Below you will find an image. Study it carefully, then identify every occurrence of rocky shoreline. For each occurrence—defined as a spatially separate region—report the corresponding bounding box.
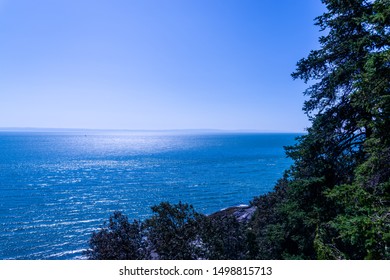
[209,204,257,223]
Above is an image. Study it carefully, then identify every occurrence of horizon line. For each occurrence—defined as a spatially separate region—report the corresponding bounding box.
[0,126,306,134]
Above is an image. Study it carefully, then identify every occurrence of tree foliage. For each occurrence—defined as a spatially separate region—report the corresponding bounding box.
[85,211,147,260]
[85,202,249,260]
[200,213,248,259]
[145,202,205,260]
[251,0,390,259]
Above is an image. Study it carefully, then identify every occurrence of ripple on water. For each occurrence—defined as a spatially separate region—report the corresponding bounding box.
[0,132,299,259]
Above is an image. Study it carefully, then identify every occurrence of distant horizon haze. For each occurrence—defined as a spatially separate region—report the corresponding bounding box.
[0,126,307,134]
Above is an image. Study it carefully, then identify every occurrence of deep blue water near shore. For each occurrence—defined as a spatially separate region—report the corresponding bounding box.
[0,131,300,259]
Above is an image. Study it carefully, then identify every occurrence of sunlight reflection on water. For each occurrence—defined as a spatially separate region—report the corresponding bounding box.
[0,132,299,259]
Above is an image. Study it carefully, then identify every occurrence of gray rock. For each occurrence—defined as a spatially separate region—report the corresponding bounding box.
[210,205,257,223]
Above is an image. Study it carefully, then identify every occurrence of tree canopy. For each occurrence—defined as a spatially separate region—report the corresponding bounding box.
[261,0,390,259]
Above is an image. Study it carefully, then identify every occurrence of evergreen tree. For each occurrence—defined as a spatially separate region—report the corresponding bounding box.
[85,211,147,260]
[251,0,390,259]
[145,202,206,260]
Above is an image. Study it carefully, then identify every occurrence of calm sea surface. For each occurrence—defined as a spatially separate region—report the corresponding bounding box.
[0,131,300,259]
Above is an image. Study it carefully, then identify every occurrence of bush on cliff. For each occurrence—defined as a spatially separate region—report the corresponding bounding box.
[85,202,250,260]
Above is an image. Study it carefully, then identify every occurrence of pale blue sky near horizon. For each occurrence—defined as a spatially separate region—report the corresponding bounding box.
[0,0,325,132]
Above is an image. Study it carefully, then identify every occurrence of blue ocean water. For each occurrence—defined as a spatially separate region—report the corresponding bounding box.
[0,131,300,259]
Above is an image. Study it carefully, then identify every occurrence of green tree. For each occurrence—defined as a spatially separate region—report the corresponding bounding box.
[251,0,389,260]
[145,201,206,260]
[289,0,389,259]
[200,214,248,260]
[85,211,148,260]
[86,202,252,260]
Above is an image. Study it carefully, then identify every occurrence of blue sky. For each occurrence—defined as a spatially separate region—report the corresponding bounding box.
[0,0,324,132]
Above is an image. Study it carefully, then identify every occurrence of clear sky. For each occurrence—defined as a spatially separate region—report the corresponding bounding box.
[0,0,325,132]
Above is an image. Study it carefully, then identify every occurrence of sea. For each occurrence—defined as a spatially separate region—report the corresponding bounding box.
[0,130,301,259]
